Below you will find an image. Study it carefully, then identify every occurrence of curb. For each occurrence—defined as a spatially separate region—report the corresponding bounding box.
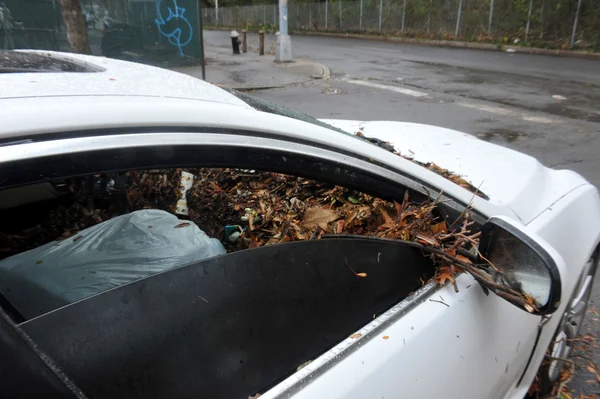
[205,29,600,61]
[209,59,330,91]
[293,31,600,61]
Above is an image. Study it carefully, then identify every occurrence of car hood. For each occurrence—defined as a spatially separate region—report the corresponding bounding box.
[321,119,590,225]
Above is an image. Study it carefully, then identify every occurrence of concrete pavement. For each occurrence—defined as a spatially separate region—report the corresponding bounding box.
[171,32,329,90]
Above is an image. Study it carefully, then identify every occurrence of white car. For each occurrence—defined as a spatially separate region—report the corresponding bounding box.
[0,51,598,399]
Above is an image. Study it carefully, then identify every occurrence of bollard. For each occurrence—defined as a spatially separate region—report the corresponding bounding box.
[242,30,247,53]
[259,30,265,55]
[230,30,240,54]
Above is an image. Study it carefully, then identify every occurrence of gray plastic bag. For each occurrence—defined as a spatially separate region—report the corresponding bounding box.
[0,209,226,319]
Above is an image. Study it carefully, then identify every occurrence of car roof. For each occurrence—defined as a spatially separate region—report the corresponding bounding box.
[0,50,248,107]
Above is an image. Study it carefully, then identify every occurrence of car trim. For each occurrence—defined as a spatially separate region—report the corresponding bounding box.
[0,131,487,225]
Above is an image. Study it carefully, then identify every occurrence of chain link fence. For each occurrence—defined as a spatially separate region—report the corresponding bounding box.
[204,0,600,50]
[1,0,205,67]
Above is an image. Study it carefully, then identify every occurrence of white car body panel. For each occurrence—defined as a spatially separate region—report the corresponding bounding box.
[1,51,248,107]
[320,119,589,225]
[1,52,599,399]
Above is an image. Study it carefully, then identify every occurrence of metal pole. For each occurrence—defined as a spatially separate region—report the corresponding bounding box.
[325,0,328,30]
[455,0,462,39]
[275,0,293,61]
[197,0,206,80]
[339,0,342,30]
[259,30,265,55]
[359,0,363,31]
[215,0,219,25]
[488,0,494,37]
[378,0,383,33]
[309,2,312,29]
[570,0,583,48]
[525,0,533,42]
[401,0,406,33]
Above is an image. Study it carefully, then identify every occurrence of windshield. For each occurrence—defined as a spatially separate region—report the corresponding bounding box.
[224,88,352,136]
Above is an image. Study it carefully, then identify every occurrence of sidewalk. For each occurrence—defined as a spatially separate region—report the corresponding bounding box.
[170,31,330,90]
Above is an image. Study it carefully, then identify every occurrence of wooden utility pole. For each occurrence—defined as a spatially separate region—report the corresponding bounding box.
[57,0,90,54]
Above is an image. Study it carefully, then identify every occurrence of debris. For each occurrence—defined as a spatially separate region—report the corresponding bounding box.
[296,360,312,372]
[552,95,568,101]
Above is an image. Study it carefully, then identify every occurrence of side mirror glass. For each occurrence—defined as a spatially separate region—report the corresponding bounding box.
[479,217,562,315]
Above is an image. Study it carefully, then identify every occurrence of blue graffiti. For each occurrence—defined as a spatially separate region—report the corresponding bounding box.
[155,0,193,57]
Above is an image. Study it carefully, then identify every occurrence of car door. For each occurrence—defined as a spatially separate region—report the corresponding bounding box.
[0,126,541,399]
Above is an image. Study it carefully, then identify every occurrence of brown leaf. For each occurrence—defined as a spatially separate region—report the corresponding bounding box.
[336,219,345,233]
[248,213,255,231]
[356,272,368,278]
[435,266,455,285]
[174,222,191,228]
[586,366,596,373]
[394,201,402,214]
[300,207,339,230]
[456,254,472,264]
[349,332,362,339]
[382,335,390,340]
[379,208,395,228]
[430,221,447,235]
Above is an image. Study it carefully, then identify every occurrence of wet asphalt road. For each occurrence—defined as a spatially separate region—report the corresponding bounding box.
[206,31,600,395]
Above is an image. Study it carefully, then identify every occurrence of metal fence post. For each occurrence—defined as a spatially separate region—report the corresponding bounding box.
[570,0,583,48]
[359,0,363,31]
[325,0,328,30]
[455,0,463,39]
[524,0,533,42]
[259,30,265,55]
[378,0,383,33]
[339,0,342,30]
[488,0,494,37]
[401,0,406,33]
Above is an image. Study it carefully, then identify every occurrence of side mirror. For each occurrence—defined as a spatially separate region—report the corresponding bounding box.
[479,217,562,315]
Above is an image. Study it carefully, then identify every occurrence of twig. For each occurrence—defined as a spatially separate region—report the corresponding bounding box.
[448,182,483,230]
[429,299,450,307]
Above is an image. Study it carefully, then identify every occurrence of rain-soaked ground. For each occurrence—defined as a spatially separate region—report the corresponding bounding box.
[202,31,600,396]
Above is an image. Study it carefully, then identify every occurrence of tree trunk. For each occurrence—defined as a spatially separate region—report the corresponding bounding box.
[57,0,90,54]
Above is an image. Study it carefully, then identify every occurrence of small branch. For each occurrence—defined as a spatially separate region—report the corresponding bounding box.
[429,299,450,307]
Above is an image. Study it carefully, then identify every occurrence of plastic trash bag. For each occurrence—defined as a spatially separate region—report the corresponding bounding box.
[0,209,226,319]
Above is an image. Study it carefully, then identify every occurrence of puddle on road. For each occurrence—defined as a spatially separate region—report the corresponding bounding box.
[477,128,524,144]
